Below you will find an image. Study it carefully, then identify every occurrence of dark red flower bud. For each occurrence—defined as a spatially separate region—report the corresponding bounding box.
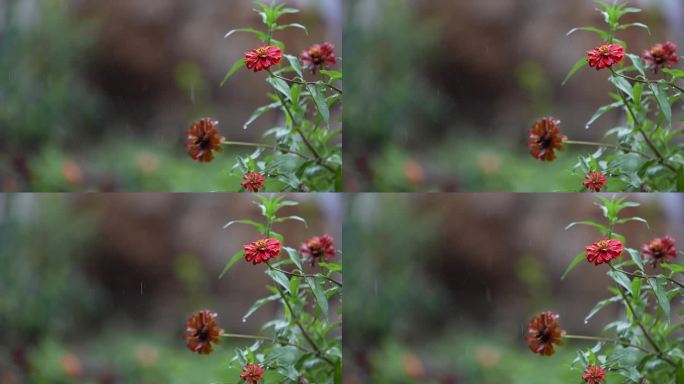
[300,235,336,266]
[301,42,337,74]
[244,238,282,265]
[587,44,625,70]
[583,172,607,192]
[240,363,265,384]
[184,310,224,355]
[643,42,678,74]
[526,311,566,356]
[244,45,282,72]
[642,236,677,266]
[185,118,225,163]
[582,365,606,384]
[241,172,266,192]
[586,238,623,265]
[528,117,567,162]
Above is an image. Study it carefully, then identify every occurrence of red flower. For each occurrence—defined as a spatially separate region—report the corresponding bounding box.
[244,238,282,265]
[583,172,607,192]
[582,365,606,384]
[301,235,336,266]
[642,236,677,266]
[244,45,282,72]
[240,363,265,384]
[301,42,337,74]
[241,172,266,192]
[643,42,679,74]
[528,117,567,162]
[587,43,625,70]
[586,238,623,265]
[185,118,225,163]
[526,311,566,356]
[184,310,224,355]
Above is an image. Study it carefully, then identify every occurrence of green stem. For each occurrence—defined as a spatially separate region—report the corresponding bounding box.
[565,140,655,161]
[609,68,678,173]
[271,266,342,287]
[613,268,684,289]
[222,141,314,161]
[272,73,343,94]
[616,72,684,94]
[220,333,308,353]
[564,334,652,354]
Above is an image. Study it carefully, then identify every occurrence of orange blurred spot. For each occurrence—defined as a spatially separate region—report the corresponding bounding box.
[135,345,159,367]
[477,153,502,174]
[404,159,426,186]
[62,160,84,187]
[60,352,82,378]
[403,352,425,380]
[476,346,501,368]
[137,153,160,174]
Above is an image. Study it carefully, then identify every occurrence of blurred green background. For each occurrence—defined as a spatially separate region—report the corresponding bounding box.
[343,193,684,383]
[0,0,341,192]
[344,0,684,192]
[0,193,342,383]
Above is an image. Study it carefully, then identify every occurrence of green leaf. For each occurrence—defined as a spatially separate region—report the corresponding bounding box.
[585,102,621,129]
[274,215,307,227]
[610,75,633,99]
[650,82,672,126]
[677,168,684,192]
[219,250,244,279]
[267,268,291,293]
[307,277,329,317]
[283,246,303,271]
[320,70,343,81]
[562,58,588,86]
[319,262,342,273]
[307,83,330,128]
[284,54,303,79]
[275,23,308,35]
[223,219,266,232]
[225,28,268,40]
[585,296,621,323]
[566,26,610,40]
[243,102,280,130]
[607,269,632,294]
[626,248,644,271]
[562,251,586,280]
[565,220,609,234]
[617,23,650,34]
[627,54,646,77]
[648,277,670,322]
[616,217,649,228]
[221,58,245,87]
[242,293,280,321]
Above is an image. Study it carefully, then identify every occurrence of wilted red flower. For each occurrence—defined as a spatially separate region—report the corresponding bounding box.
[528,117,567,162]
[526,311,566,356]
[642,236,677,266]
[586,238,623,265]
[244,45,282,72]
[582,365,606,384]
[587,43,625,70]
[583,172,607,192]
[185,118,225,163]
[240,363,265,384]
[241,172,266,192]
[643,42,679,74]
[184,310,224,355]
[301,42,337,74]
[244,238,282,265]
[301,235,336,266]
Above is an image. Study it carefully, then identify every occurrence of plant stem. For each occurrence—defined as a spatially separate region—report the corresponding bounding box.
[222,141,314,161]
[266,70,336,174]
[220,333,309,353]
[609,68,678,173]
[565,140,655,161]
[265,261,335,367]
[616,72,684,94]
[272,73,343,94]
[613,268,684,289]
[271,266,342,287]
[608,262,679,368]
[564,334,652,354]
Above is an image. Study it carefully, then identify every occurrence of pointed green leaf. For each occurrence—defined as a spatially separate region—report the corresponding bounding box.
[563,58,588,86]
[221,58,246,87]
[219,250,244,279]
[562,251,586,280]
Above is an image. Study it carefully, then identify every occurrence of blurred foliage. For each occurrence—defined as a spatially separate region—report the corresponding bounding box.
[0,0,99,165]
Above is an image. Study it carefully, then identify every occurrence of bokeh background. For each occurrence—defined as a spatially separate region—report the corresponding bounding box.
[0,0,342,192]
[344,0,684,192]
[0,193,342,383]
[344,193,684,383]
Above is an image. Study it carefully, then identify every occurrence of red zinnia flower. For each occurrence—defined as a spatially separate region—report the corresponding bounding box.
[586,238,623,265]
[301,42,337,74]
[582,365,606,384]
[643,42,679,74]
[301,234,336,266]
[185,118,225,163]
[241,172,266,192]
[526,311,566,356]
[244,238,282,265]
[244,45,282,72]
[587,43,625,70]
[642,236,677,266]
[240,363,265,384]
[184,310,224,355]
[583,172,607,192]
[528,117,567,162]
